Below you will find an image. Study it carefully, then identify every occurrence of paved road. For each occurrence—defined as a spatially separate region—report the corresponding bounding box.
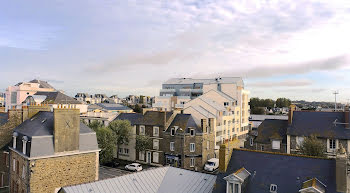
[99,166,132,180]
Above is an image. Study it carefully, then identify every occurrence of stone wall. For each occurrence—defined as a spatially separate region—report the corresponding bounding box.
[29,152,97,193]
[0,151,9,188]
[9,150,29,193]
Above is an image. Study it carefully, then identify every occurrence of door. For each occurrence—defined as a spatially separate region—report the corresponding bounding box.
[147,152,152,164]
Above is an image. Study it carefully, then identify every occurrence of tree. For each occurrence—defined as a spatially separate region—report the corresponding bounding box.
[299,135,326,157]
[96,127,116,164]
[135,135,152,152]
[276,98,291,108]
[88,120,105,132]
[249,97,261,109]
[262,99,275,109]
[251,107,265,115]
[108,120,132,159]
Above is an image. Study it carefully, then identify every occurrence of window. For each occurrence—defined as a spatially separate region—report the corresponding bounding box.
[272,140,280,150]
[124,148,129,154]
[190,158,195,167]
[22,165,26,179]
[296,136,304,148]
[139,151,145,161]
[235,184,239,193]
[224,120,226,125]
[190,143,195,152]
[11,92,17,104]
[190,129,195,136]
[250,138,254,146]
[153,139,159,150]
[170,142,175,151]
[261,145,265,151]
[16,161,19,175]
[171,128,175,136]
[270,184,277,192]
[4,153,8,167]
[329,139,336,150]
[224,102,229,107]
[13,158,16,172]
[140,125,145,135]
[118,148,123,154]
[207,141,210,149]
[153,152,159,163]
[153,126,159,137]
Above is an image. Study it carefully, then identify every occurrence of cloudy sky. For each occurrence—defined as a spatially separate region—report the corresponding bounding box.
[1,0,350,102]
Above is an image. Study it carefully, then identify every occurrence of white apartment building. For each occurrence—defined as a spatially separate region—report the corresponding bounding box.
[153,77,250,151]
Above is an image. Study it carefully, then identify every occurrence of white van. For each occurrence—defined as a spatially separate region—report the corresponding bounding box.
[204,158,219,172]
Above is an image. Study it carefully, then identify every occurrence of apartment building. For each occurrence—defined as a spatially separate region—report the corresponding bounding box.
[8,105,99,193]
[5,79,56,111]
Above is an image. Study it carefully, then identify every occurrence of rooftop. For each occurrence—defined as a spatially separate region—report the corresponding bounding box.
[254,119,289,144]
[61,166,216,193]
[28,91,82,104]
[163,77,243,87]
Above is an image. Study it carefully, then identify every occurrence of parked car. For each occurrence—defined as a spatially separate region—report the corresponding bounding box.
[204,158,219,172]
[125,163,143,172]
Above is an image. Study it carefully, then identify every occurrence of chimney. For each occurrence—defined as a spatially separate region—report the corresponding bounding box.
[53,105,80,153]
[345,106,350,129]
[288,104,297,125]
[27,103,51,119]
[336,144,348,192]
[201,119,207,133]
[209,118,214,133]
[219,144,228,172]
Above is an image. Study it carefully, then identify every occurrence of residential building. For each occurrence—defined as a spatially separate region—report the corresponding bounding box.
[22,91,88,113]
[5,79,56,111]
[80,111,119,126]
[249,114,288,129]
[115,111,174,165]
[88,103,133,113]
[214,147,348,193]
[8,105,99,193]
[287,105,350,157]
[0,92,5,107]
[244,119,288,153]
[74,93,111,104]
[0,113,9,190]
[163,114,215,171]
[60,166,217,193]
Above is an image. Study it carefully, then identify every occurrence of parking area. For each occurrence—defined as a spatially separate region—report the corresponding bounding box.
[99,162,157,180]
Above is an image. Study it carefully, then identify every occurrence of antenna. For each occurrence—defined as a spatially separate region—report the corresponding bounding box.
[333,91,339,111]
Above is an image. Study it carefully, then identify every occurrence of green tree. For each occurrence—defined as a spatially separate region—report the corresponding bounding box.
[251,107,265,115]
[108,119,132,159]
[262,99,275,109]
[249,97,261,109]
[88,120,105,132]
[276,98,291,108]
[96,127,116,164]
[299,135,326,157]
[135,135,152,152]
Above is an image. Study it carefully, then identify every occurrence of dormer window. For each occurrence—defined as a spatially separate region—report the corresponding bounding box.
[190,129,195,136]
[270,184,277,192]
[12,132,18,149]
[140,125,145,135]
[249,138,254,146]
[22,136,28,155]
[171,128,175,136]
[224,167,250,193]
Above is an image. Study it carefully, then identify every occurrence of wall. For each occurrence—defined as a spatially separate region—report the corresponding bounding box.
[9,150,29,193]
[118,125,136,161]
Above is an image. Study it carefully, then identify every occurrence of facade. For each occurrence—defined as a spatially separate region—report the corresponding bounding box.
[287,105,350,157]
[163,114,215,171]
[214,147,348,193]
[60,166,217,193]
[8,105,99,193]
[5,79,56,111]
[87,103,133,113]
[75,93,121,104]
[244,119,288,153]
[0,113,9,190]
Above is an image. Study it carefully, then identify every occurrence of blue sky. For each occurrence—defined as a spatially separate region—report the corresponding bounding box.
[0,0,350,102]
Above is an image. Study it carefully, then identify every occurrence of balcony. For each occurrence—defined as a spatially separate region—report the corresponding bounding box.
[175,104,184,109]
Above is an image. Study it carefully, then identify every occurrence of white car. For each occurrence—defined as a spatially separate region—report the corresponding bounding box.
[125,163,143,172]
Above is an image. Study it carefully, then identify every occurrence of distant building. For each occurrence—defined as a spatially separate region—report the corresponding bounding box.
[60,166,217,193]
[88,103,133,113]
[0,92,5,107]
[22,91,88,113]
[8,105,99,193]
[5,79,56,111]
[214,147,348,193]
[80,111,119,126]
[75,93,113,104]
[245,119,288,153]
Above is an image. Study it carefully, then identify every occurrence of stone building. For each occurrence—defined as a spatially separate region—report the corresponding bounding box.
[8,105,99,193]
[244,119,288,153]
[163,114,215,171]
[287,105,350,157]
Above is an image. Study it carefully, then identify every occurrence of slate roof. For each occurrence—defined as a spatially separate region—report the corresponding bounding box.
[29,79,55,89]
[95,103,131,111]
[0,113,8,126]
[115,113,144,125]
[33,91,82,104]
[254,119,288,144]
[167,114,201,133]
[13,111,98,158]
[287,111,350,139]
[213,149,338,193]
[61,166,217,193]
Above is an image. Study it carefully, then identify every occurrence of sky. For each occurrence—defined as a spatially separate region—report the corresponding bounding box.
[1,0,350,102]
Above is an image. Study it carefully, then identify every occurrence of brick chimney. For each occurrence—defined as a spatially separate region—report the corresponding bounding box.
[53,105,80,153]
[288,104,297,125]
[345,105,350,129]
[335,144,349,192]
